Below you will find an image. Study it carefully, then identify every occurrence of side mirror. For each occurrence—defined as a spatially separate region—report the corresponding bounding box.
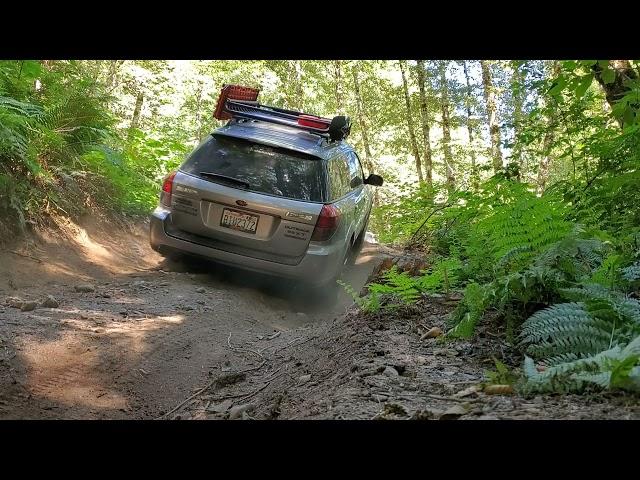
[364,174,384,187]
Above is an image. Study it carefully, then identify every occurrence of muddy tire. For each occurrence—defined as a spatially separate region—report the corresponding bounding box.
[346,212,370,266]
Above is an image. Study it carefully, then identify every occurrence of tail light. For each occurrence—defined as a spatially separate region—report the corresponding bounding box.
[298,114,330,130]
[311,204,340,241]
[161,171,177,207]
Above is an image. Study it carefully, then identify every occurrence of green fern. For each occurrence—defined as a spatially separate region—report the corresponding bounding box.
[447,282,489,339]
[337,280,381,313]
[519,293,640,393]
[521,335,640,394]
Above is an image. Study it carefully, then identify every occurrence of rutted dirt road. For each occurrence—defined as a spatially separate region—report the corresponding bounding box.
[0,216,385,419]
[2,216,639,420]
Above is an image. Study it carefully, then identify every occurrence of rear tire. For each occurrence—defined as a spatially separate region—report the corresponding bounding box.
[346,212,370,266]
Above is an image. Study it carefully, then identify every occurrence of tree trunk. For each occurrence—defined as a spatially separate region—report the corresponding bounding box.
[481,60,503,173]
[352,67,374,173]
[194,80,203,141]
[438,61,455,191]
[129,90,144,136]
[106,60,125,91]
[591,60,638,128]
[352,66,378,207]
[416,60,433,191]
[511,61,525,168]
[293,60,305,111]
[537,61,561,194]
[282,61,304,111]
[398,60,424,184]
[462,61,479,189]
[334,60,342,113]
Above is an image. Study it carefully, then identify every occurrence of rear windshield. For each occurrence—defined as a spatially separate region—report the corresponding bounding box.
[180,135,327,202]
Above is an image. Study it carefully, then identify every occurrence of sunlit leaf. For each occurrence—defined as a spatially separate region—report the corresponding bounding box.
[574,74,594,100]
[601,67,616,85]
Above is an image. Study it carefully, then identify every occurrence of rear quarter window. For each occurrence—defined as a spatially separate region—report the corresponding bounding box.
[327,154,352,201]
[180,135,327,202]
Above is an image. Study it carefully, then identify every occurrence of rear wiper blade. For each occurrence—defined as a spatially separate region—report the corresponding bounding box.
[199,172,250,189]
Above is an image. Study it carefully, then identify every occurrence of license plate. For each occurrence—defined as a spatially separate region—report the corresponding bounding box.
[220,208,259,234]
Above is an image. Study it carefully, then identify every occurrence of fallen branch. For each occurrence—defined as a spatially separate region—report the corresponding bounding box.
[227,332,264,360]
[3,250,42,263]
[211,376,279,403]
[407,203,452,246]
[156,360,267,420]
[274,335,318,354]
[422,393,481,403]
[158,380,217,420]
[239,360,268,374]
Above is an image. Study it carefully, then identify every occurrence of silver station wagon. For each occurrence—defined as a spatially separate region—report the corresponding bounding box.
[150,85,383,292]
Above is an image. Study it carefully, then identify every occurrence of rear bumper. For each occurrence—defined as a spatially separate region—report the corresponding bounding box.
[149,207,346,286]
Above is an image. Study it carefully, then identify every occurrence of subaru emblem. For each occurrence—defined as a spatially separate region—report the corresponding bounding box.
[236,200,247,206]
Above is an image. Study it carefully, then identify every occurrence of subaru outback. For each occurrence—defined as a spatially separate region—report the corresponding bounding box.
[149,85,383,292]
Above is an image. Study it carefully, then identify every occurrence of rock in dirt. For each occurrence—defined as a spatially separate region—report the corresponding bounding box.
[414,355,430,365]
[411,408,442,420]
[484,384,514,395]
[268,394,284,419]
[40,295,59,308]
[421,327,443,340]
[214,372,246,388]
[454,384,482,398]
[382,403,407,417]
[439,404,471,420]
[208,399,233,414]
[20,301,38,312]
[298,374,312,384]
[372,394,388,402]
[196,287,206,293]
[383,366,400,377]
[5,297,24,309]
[476,414,500,420]
[433,348,459,357]
[229,403,255,420]
[74,284,95,293]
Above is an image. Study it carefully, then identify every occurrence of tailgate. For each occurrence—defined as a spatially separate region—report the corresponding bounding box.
[168,171,323,263]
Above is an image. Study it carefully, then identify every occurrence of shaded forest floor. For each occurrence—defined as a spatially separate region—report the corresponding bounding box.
[0,215,638,420]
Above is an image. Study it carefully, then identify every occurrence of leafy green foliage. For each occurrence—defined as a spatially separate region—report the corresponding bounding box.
[337,279,381,314]
[447,282,488,339]
[355,257,463,309]
[485,358,518,386]
[521,335,640,394]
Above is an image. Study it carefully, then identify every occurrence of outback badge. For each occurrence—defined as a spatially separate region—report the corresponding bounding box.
[285,211,313,221]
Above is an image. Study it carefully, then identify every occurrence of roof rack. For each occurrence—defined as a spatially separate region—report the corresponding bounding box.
[213,84,351,141]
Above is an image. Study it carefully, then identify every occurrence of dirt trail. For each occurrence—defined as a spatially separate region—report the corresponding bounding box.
[1,216,639,420]
[0,216,387,419]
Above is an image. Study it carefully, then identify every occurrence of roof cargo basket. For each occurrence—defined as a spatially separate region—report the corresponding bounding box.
[213,84,351,141]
